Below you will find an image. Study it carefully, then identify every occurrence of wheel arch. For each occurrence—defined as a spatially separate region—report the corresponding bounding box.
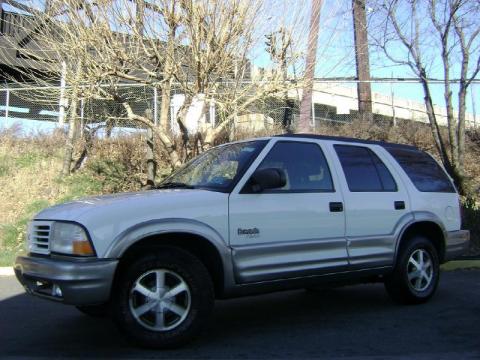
[106,219,233,298]
[395,220,446,265]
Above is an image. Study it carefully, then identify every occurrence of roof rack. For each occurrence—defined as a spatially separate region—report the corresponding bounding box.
[273,133,418,150]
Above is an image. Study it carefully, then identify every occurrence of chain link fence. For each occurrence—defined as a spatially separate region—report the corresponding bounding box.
[0,81,478,137]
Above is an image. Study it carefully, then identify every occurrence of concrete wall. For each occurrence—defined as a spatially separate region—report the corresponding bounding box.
[291,81,478,128]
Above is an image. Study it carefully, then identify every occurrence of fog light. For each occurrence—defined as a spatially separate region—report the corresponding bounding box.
[52,284,63,297]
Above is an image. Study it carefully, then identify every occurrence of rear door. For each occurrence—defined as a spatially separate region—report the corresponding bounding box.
[330,143,411,268]
[228,139,348,283]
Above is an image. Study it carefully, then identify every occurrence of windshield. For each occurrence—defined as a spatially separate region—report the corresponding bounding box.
[160,140,267,191]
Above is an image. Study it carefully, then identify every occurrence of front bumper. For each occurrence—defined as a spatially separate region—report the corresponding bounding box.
[445,230,470,261]
[14,255,118,306]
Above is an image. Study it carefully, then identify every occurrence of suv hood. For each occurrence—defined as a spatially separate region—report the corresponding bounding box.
[35,188,228,224]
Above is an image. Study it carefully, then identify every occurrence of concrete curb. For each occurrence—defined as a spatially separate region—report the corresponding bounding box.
[0,267,14,276]
[441,260,480,271]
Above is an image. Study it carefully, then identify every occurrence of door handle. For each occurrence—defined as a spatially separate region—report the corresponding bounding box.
[329,202,343,212]
[394,201,405,210]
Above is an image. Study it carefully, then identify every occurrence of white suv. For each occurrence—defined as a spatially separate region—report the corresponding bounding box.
[15,134,470,348]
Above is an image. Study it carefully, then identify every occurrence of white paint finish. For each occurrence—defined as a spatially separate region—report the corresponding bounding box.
[34,189,229,258]
[410,192,461,232]
[229,192,346,246]
[229,138,348,281]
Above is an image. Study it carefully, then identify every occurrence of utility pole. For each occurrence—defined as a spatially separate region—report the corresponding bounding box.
[298,0,323,133]
[352,0,373,122]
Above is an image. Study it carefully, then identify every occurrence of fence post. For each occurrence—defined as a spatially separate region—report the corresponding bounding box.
[311,99,315,129]
[210,99,216,127]
[145,109,156,187]
[153,87,158,126]
[58,61,67,126]
[472,84,477,128]
[4,87,9,123]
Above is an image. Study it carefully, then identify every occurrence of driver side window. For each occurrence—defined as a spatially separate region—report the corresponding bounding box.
[255,141,334,192]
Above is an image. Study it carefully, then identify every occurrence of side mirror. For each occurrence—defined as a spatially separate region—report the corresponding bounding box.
[248,168,287,193]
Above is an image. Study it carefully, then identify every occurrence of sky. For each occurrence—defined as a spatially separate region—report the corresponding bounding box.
[1,0,478,130]
[250,0,479,117]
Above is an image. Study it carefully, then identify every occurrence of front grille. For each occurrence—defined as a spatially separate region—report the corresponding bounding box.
[28,221,53,255]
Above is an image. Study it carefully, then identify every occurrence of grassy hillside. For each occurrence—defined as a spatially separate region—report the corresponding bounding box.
[0,131,104,265]
[0,127,157,265]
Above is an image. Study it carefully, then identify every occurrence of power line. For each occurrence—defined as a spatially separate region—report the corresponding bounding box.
[314,77,480,84]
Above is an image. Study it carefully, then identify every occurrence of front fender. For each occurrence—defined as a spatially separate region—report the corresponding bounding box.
[103,218,229,259]
[103,218,236,296]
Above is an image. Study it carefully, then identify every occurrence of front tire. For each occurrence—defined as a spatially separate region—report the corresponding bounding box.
[112,247,214,348]
[385,236,440,305]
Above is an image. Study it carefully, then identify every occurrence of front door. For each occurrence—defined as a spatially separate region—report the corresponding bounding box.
[229,140,348,283]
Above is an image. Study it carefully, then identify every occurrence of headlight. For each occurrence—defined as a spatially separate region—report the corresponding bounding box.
[50,222,95,256]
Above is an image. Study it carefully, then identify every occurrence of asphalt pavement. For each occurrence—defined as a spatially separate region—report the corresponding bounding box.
[0,270,479,359]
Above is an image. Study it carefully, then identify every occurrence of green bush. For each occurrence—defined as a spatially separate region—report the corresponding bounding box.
[462,198,480,255]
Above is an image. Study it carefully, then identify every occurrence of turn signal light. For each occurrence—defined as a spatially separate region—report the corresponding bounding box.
[72,240,95,256]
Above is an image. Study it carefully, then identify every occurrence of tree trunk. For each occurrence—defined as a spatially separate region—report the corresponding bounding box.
[457,81,467,183]
[145,125,157,188]
[418,74,452,171]
[61,92,79,176]
[298,0,322,133]
[160,83,172,131]
[61,62,83,176]
[159,15,176,131]
[440,42,458,165]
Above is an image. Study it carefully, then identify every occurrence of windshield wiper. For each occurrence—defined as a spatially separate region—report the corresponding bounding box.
[156,182,195,189]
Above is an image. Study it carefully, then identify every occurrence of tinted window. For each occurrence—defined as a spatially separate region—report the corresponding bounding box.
[335,145,397,192]
[254,141,334,192]
[385,147,455,193]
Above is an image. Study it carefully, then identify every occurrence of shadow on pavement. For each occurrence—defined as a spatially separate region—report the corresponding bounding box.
[1,271,479,359]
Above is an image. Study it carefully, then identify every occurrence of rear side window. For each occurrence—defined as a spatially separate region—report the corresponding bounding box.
[334,145,397,192]
[384,147,455,193]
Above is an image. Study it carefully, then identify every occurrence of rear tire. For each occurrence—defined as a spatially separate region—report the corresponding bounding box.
[385,236,440,304]
[112,247,214,348]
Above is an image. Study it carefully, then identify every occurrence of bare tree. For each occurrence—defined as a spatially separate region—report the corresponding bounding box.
[370,0,480,194]
[1,0,305,179]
